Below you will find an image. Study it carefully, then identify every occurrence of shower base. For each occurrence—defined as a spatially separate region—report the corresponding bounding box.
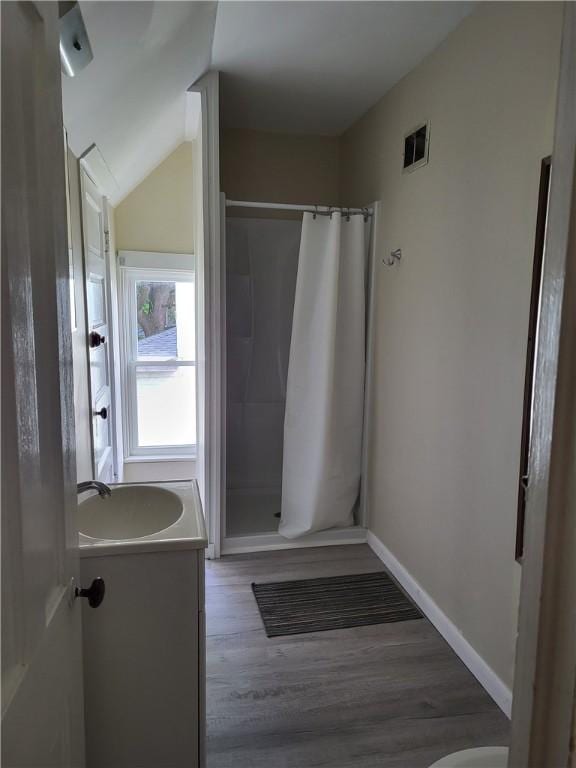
[226,488,281,537]
[224,488,367,554]
[222,526,367,555]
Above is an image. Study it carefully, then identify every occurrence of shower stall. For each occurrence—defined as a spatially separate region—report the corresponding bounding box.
[225,216,301,537]
[222,200,375,549]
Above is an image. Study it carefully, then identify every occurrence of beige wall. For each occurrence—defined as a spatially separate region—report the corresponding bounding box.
[340,1,562,688]
[221,127,340,215]
[115,142,195,253]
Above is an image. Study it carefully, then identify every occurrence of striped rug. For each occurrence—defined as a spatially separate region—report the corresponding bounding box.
[251,571,423,638]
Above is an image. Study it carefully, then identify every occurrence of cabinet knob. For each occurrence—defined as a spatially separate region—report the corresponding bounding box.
[75,577,106,608]
[94,407,108,420]
[89,331,106,348]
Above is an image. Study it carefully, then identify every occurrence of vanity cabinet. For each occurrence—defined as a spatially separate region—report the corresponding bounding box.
[79,481,206,768]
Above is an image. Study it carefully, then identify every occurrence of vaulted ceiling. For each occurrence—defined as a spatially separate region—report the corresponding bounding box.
[62,2,216,204]
[212,1,474,136]
[63,1,474,205]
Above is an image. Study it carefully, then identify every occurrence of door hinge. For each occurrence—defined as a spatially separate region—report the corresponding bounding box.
[104,230,110,253]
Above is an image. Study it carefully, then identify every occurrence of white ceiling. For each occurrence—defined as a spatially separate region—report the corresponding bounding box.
[62,1,473,204]
[213,1,474,136]
[62,1,216,205]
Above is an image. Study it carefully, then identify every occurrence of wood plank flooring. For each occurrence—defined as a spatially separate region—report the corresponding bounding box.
[206,545,509,768]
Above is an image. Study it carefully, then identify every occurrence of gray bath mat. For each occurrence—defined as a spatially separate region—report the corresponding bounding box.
[251,571,423,637]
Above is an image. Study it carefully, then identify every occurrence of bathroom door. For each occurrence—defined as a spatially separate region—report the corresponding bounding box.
[2,2,86,764]
[81,170,114,482]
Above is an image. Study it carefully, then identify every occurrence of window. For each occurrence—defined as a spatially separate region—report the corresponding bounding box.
[403,121,429,172]
[121,260,196,459]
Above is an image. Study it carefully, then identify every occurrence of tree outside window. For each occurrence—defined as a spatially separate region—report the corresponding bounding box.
[136,281,176,339]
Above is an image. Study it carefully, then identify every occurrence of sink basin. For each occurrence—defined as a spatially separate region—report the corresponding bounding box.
[79,485,183,541]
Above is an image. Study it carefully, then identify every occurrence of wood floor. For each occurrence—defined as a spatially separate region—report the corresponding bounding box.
[206,545,509,768]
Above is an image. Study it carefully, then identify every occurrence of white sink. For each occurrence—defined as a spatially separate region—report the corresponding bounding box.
[79,485,183,541]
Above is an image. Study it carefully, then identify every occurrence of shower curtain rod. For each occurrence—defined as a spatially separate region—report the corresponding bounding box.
[226,199,373,216]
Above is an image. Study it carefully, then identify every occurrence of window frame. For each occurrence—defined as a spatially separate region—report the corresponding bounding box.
[119,253,196,461]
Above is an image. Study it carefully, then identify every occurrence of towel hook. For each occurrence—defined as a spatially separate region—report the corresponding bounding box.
[384,248,402,266]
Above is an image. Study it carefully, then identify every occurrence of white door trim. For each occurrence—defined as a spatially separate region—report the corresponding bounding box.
[359,200,381,529]
[219,192,227,554]
[79,167,115,482]
[103,198,121,481]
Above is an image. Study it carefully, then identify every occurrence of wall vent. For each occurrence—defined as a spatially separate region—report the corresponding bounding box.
[403,121,429,172]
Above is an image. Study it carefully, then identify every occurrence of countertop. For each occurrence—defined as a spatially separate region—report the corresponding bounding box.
[78,479,207,558]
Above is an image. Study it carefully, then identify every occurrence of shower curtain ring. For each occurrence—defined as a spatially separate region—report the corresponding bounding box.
[313,205,318,220]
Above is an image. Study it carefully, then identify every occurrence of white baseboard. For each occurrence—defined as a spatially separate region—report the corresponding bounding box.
[222,526,367,555]
[367,530,513,718]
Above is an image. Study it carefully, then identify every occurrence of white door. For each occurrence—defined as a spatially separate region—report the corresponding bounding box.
[81,171,114,483]
[2,2,85,766]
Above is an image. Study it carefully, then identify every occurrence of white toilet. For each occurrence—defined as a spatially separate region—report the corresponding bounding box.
[428,746,509,768]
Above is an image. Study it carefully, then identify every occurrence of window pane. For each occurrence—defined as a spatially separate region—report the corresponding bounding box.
[136,280,195,361]
[136,365,196,448]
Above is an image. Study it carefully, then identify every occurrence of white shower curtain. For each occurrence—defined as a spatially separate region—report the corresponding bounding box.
[279,212,369,539]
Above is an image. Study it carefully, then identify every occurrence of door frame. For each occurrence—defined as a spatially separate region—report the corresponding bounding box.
[509,5,576,765]
[79,163,120,482]
[515,156,552,562]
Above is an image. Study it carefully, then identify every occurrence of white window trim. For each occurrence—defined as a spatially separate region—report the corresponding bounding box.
[118,250,194,271]
[119,253,196,461]
[123,456,197,465]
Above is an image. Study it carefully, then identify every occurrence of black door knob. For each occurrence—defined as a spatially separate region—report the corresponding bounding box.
[89,331,106,348]
[76,577,106,608]
[94,407,108,420]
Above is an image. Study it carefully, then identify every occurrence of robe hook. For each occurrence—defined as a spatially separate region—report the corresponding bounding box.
[385,248,402,266]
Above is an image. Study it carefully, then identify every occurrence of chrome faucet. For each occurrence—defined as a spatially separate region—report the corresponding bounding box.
[77,480,112,498]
